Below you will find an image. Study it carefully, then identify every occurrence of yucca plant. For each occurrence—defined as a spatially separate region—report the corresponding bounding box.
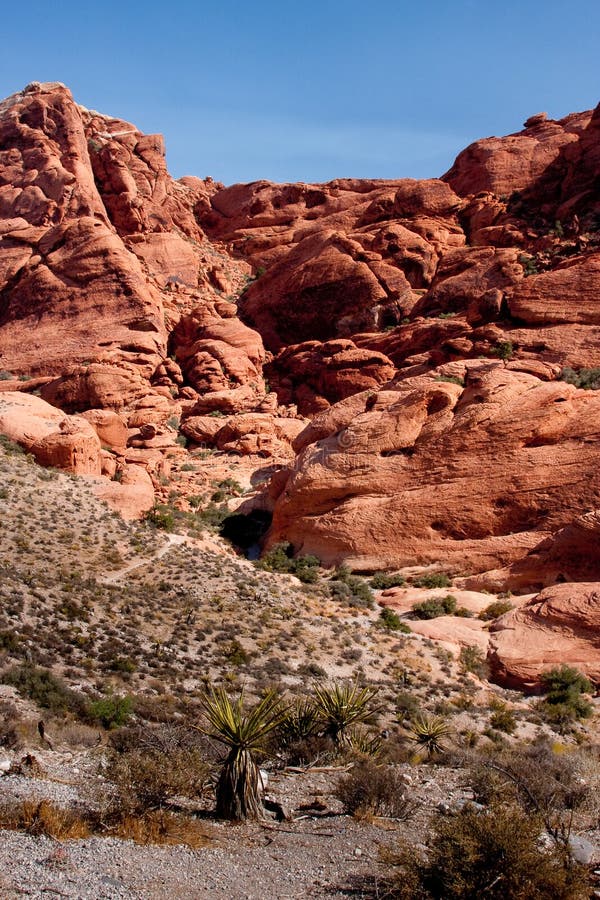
[345,726,383,759]
[277,698,319,748]
[313,682,379,745]
[408,714,451,759]
[200,687,286,821]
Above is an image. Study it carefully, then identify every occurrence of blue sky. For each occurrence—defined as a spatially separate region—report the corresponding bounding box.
[2,1,599,185]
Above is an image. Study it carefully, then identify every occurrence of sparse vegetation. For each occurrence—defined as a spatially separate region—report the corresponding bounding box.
[370,571,406,590]
[335,759,416,819]
[257,542,321,583]
[412,572,452,589]
[379,607,411,632]
[538,665,593,728]
[479,599,514,620]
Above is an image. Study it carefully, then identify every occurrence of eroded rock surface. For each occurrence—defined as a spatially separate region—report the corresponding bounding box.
[488,583,600,690]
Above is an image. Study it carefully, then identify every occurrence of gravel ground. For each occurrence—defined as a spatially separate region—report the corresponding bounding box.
[0,819,388,899]
[4,748,598,898]
[0,759,467,899]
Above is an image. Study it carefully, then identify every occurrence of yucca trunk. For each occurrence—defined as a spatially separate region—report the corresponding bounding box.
[215,748,264,821]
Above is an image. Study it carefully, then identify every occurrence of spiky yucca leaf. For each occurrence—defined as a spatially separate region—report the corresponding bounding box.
[409,714,452,758]
[200,687,286,752]
[313,682,380,744]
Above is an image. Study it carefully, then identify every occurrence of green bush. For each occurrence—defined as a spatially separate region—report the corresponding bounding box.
[370,572,406,590]
[412,594,457,619]
[257,542,321,583]
[489,700,517,734]
[197,502,229,530]
[559,366,600,390]
[327,566,374,608]
[379,607,411,632]
[539,666,593,726]
[144,504,175,531]
[412,572,452,589]
[491,339,515,361]
[479,599,514,620]
[86,695,133,729]
[518,253,539,276]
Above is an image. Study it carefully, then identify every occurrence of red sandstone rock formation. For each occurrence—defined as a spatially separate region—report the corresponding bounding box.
[267,368,600,572]
[266,339,395,414]
[3,80,600,621]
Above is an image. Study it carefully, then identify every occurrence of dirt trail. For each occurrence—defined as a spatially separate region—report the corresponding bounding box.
[100,533,188,585]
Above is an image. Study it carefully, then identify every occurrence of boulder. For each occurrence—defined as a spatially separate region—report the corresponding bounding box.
[0,391,101,474]
[488,583,600,690]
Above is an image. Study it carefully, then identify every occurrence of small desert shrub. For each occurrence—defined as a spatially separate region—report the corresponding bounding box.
[370,572,406,590]
[0,630,20,653]
[107,810,210,847]
[491,339,515,361]
[539,666,593,727]
[479,599,514,620]
[257,542,320,583]
[379,607,411,632]
[518,253,539,276]
[466,739,593,840]
[0,799,91,840]
[335,759,416,819]
[0,800,209,849]
[106,746,210,812]
[385,802,590,899]
[1,663,87,718]
[489,699,517,734]
[412,572,452,589]
[328,566,375,608]
[144,504,175,531]
[459,644,488,678]
[560,366,600,390]
[86,694,133,729]
[412,594,457,619]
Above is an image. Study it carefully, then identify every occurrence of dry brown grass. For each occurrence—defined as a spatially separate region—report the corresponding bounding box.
[107,811,211,847]
[0,799,91,839]
[0,799,212,848]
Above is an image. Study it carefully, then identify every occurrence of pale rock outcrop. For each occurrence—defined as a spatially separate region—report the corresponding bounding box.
[0,391,101,473]
[488,583,600,690]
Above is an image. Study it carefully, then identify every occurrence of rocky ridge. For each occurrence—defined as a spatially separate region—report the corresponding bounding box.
[2,81,600,687]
